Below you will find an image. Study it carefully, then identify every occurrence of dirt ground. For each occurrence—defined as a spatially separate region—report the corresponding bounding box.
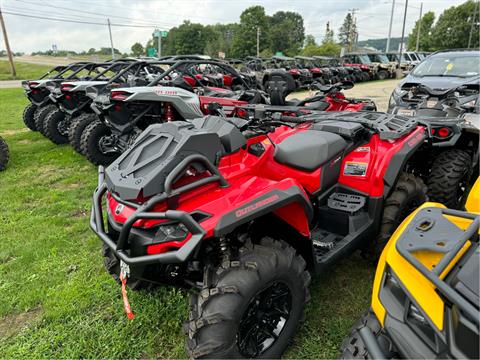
[343,79,400,112]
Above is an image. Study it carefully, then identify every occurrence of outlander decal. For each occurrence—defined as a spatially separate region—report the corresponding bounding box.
[235,194,280,217]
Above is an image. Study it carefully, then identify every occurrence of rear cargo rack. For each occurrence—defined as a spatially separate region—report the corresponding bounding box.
[396,207,479,324]
[305,112,419,140]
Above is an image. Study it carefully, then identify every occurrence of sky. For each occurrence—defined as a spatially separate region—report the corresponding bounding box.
[0,0,467,54]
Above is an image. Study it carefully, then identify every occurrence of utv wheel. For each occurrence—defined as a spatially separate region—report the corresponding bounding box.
[186,238,310,359]
[81,120,119,166]
[426,149,473,209]
[0,136,9,171]
[22,103,38,131]
[34,104,56,136]
[339,310,397,359]
[377,70,388,80]
[102,243,151,291]
[68,113,97,154]
[44,108,69,144]
[371,173,426,257]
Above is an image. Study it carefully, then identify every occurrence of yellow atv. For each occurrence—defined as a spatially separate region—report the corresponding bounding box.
[339,178,480,359]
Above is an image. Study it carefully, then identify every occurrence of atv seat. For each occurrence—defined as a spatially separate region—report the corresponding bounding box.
[274,130,347,171]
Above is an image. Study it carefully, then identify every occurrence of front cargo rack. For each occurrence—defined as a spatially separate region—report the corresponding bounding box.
[396,206,479,324]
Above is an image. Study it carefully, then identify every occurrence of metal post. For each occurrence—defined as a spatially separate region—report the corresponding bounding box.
[158,33,161,58]
[415,2,423,52]
[0,6,16,76]
[386,0,395,52]
[107,18,115,59]
[468,0,478,48]
[256,27,260,57]
[398,0,408,74]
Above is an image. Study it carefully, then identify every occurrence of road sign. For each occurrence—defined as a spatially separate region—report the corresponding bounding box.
[153,29,168,38]
[147,47,157,57]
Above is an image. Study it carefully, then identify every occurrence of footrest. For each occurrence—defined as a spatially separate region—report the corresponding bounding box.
[328,193,365,214]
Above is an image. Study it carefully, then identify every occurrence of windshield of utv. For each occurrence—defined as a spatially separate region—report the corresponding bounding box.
[412,53,480,78]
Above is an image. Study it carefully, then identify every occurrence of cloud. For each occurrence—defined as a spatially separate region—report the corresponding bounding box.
[0,0,467,53]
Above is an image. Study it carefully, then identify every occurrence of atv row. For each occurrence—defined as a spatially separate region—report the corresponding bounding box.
[22,58,376,168]
[21,58,261,156]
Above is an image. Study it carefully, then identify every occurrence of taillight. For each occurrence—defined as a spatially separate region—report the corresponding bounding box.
[110,91,130,101]
[236,108,248,118]
[29,81,39,88]
[61,83,74,92]
[431,126,452,139]
[437,127,451,138]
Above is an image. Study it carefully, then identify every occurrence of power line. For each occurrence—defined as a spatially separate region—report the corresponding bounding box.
[1,10,157,28]
[13,0,175,27]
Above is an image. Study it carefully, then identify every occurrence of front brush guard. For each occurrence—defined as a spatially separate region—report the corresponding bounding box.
[91,182,205,266]
[90,158,229,265]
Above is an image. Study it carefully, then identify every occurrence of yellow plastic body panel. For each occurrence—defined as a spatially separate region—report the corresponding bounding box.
[465,177,480,213]
[371,202,478,331]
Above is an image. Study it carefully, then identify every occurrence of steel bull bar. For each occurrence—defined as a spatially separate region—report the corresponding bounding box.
[90,167,207,266]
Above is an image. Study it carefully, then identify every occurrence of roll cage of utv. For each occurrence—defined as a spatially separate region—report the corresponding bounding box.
[21,61,97,106]
[51,60,159,116]
[86,59,254,154]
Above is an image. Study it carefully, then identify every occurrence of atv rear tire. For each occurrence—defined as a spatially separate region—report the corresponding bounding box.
[0,136,9,171]
[186,238,310,359]
[68,113,97,154]
[377,70,388,80]
[102,243,151,291]
[23,103,38,131]
[426,149,473,209]
[44,108,69,144]
[81,120,119,166]
[339,310,397,359]
[371,173,426,257]
[34,104,56,136]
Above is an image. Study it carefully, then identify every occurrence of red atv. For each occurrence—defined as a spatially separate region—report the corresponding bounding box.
[91,110,426,358]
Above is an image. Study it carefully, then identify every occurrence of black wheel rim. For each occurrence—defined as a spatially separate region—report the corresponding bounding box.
[237,281,292,358]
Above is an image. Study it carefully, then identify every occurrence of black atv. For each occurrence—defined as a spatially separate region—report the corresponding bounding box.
[390,84,480,208]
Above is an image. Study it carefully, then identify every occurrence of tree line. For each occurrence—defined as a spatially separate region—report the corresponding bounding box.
[407,0,479,51]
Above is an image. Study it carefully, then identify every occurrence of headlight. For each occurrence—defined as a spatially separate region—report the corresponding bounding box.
[155,223,188,241]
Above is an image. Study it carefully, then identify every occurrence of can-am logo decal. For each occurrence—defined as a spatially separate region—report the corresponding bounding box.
[235,194,280,218]
[115,204,125,215]
[407,133,424,148]
[154,88,178,96]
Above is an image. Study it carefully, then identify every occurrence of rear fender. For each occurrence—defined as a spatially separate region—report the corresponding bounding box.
[214,185,313,237]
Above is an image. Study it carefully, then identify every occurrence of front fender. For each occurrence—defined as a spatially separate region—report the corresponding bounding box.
[214,184,313,237]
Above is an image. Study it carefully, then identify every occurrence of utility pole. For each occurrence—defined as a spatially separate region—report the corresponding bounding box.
[107,18,115,59]
[256,27,260,57]
[158,33,162,58]
[415,2,423,52]
[0,5,16,77]
[468,0,478,48]
[386,0,395,52]
[398,0,408,75]
[347,8,358,52]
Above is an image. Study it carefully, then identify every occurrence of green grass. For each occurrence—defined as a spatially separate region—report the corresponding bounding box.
[0,88,375,358]
[0,61,53,81]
